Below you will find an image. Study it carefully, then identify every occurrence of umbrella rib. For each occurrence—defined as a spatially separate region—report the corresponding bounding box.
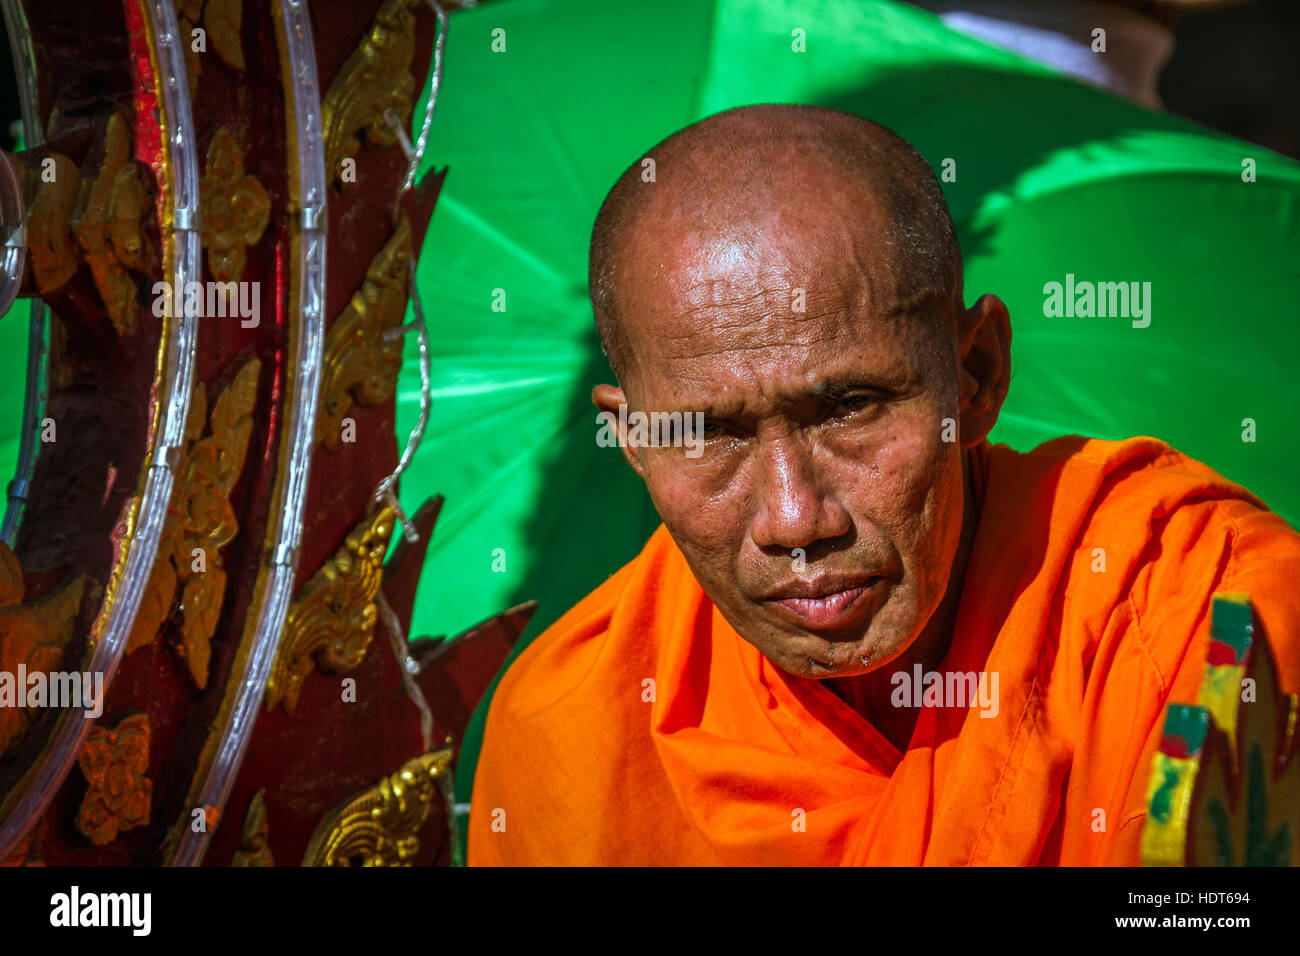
[421,373,572,400]
[516,82,601,213]
[433,429,575,535]
[440,195,570,288]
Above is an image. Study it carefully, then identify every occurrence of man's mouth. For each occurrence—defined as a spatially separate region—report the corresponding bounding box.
[762,575,884,631]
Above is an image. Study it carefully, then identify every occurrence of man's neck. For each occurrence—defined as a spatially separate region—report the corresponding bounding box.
[828,448,980,751]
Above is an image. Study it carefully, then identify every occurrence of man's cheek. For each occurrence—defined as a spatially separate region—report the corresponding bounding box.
[886,425,957,515]
[853,456,932,536]
[651,476,742,557]
[859,418,940,487]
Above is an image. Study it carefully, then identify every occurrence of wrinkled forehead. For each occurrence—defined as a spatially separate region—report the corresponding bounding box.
[614,194,933,396]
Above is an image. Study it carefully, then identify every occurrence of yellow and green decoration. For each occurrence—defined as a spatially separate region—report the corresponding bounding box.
[1141,594,1298,866]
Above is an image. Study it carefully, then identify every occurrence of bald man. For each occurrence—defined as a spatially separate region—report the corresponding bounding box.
[469,104,1300,866]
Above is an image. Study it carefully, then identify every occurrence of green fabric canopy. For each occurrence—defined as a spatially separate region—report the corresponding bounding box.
[0,308,21,485]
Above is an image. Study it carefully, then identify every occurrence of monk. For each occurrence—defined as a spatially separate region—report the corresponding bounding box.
[468,104,1300,865]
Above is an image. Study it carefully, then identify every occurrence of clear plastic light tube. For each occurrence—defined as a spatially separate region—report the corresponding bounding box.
[0,0,199,860]
[170,0,326,866]
[1,0,47,544]
[0,151,26,334]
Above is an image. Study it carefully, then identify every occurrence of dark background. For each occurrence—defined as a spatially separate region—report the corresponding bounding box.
[1157,0,1300,160]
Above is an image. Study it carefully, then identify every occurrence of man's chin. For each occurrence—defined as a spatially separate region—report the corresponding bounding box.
[754,627,917,680]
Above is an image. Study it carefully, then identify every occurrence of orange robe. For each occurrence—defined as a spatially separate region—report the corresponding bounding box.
[469,436,1300,865]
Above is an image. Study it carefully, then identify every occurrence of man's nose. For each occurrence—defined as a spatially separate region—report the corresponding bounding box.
[750,436,850,552]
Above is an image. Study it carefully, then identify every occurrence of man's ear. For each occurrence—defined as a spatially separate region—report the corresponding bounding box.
[956,294,1012,448]
[592,383,645,477]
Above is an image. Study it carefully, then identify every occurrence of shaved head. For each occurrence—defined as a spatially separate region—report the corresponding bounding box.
[589,104,963,385]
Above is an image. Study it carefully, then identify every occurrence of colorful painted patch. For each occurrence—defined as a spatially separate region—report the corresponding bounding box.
[1199,595,1254,742]
[1142,705,1210,866]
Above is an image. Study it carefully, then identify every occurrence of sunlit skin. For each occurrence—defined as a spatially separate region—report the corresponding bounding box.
[594,150,1012,750]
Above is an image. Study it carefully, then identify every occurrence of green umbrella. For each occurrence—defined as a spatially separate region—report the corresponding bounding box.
[0,306,23,485]
[400,0,1300,830]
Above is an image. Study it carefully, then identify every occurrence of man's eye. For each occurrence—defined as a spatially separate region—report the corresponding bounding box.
[830,394,877,416]
[700,420,725,439]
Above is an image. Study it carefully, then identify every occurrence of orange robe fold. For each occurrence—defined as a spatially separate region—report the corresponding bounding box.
[469,436,1300,865]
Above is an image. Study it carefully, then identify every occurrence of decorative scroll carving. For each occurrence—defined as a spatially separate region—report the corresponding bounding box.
[200,128,270,283]
[0,544,87,757]
[303,748,452,866]
[317,214,411,448]
[76,713,152,846]
[265,507,396,715]
[127,359,261,689]
[321,0,419,184]
[231,788,273,866]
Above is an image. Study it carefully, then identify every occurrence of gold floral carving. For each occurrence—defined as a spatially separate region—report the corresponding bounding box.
[317,214,411,448]
[0,544,87,758]
[303,749,452,866]
[200,127,270,283]
[73,112,153,336]
[231,788,274,866]
[23,111,153,334]
[321,0,419,182]
[127,359,260,689]
[76,713,152,846]
[265,507,396,715]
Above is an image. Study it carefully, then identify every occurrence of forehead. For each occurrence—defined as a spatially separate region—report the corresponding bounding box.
[615,196,940,403]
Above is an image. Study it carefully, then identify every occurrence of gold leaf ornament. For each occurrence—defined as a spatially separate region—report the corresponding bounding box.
[200,128,270,283]
[265,507,396,714]
[303,749,452,866]
[232,788,274,866]
[321,0,419,179]
[70,112,151,336]
[125,360,260,688]
[317,215,412,448]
